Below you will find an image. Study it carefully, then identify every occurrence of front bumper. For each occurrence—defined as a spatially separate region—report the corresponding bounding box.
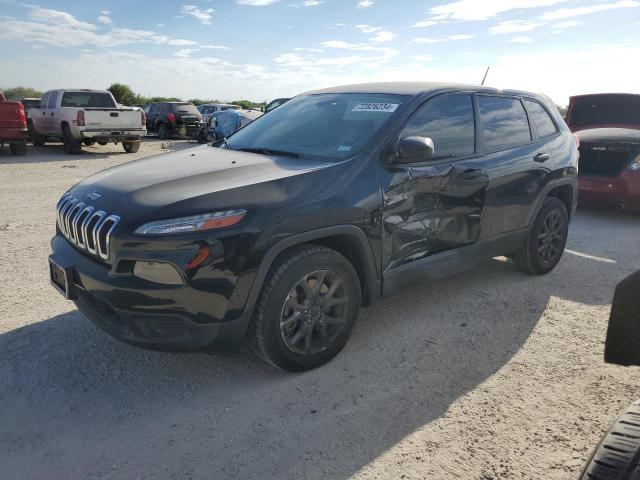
[49,234,252,352]
[579,169,640,210]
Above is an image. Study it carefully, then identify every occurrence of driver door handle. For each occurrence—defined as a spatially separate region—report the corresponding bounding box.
[534,152,550,162]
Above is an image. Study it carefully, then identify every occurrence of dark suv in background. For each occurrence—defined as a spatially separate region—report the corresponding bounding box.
[146,101,203,139]
[49,82,578,371]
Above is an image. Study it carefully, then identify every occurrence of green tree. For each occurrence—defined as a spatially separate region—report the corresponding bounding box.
[2,86,43,99]
[107,83,137,105]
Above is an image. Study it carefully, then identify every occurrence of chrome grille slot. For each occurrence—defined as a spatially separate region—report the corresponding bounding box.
[56,194,120,262]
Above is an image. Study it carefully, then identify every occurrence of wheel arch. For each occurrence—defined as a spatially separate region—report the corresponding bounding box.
[530,177,577,227]
[239,225,380,330]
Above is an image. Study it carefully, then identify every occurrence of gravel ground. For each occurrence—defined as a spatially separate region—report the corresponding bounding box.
[1,140,639,480]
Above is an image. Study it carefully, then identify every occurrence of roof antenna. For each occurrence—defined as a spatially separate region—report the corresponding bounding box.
[481,66,490,85]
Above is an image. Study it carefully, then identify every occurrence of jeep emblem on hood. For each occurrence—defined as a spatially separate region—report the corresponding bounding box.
[86,191,101,200]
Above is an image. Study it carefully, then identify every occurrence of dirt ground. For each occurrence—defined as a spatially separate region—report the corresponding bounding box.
[1,139,639,480]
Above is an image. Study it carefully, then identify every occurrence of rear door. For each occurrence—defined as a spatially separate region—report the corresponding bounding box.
[476,95,554,239]
[45,90,61,135]
[382,92,489,271]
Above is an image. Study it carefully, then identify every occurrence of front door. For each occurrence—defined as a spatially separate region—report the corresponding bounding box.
[381,92,489,273]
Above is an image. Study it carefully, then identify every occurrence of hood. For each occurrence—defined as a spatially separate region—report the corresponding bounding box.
[566,94,640,132]
[576,128,640,144]
[69,145,334,224]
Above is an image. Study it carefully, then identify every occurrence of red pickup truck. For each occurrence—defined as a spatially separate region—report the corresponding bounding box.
[0,91,28,155]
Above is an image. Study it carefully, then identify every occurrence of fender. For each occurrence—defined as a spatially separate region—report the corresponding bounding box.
[528,175,577,227]
[236,224,381,330]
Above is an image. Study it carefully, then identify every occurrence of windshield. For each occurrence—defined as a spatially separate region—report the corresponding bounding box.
[227,93,409,160]
[61,92,116,108]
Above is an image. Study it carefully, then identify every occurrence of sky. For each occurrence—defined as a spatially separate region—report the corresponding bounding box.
[0,0,639,106]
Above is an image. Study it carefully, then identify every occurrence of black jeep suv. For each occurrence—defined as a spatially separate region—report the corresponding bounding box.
[145,101,203,139]
[49,82,578,371]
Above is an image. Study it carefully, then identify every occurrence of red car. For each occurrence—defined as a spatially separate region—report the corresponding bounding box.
[0,91,28,155]
[566,93,640,210]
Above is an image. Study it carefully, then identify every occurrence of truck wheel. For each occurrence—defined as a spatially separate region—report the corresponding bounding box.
[580,399,640,480]
[512,197,568,275]
[62,125,82,154]
[9,142,27,156]
[157,123,169,139]
[123,141,140,153]
[83,140,96,147]
[250,244,361,371]
[29,122,46,146]
[97,140,108,146]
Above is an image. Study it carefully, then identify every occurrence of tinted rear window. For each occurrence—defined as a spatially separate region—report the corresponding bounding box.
[171,103,199,114]
[524,100,558,138]
[478,96,531,151]
[61,92,116,108]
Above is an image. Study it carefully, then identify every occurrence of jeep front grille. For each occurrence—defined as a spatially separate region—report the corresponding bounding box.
[56,193,120,261]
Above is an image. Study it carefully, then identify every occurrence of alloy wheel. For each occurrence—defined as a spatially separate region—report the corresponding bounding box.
[538,210,565,265]
[280,270,350,356]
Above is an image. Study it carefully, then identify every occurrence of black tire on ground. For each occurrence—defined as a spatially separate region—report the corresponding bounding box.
[62,125,82,154]
[123,141,140,153]
[580,399,640,480]
[97,140,108,146]
[83,140,96,146]
[29,122,46,146]
[250,244,361,372]
[9,142,27,156]
[512,197,568,275]
[157,123,169,139]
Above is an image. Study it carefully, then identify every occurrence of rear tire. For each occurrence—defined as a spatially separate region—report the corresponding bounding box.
[157,123,169,140]
[513,197,568,275]
[580,399,640,480]
[250,244,361,371]
[9,142,27,156]
[62,125,82,154]
[123,141,140,153]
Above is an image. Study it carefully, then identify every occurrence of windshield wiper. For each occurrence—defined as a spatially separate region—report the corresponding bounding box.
[235,147,300,158]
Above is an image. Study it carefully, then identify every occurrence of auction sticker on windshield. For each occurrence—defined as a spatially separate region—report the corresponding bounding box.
[352,103,399,113]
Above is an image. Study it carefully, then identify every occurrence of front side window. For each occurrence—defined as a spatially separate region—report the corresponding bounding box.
[478,96,531,151]
[400,93,475,159]
[60,92,116,108]
[524,100,558,139]
[228,93,409,161]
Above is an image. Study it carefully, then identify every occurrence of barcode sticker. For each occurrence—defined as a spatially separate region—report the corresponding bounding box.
[352,103,399,113]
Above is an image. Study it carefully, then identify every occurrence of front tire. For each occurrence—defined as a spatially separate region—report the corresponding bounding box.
[250,244,361,371]
[513,197,568,275]
[580,400,640,479]
[83,140,96,147]
[123,141,140,153]
[29,122,46,146]
[9,142,27,156]
[62,125,82,154]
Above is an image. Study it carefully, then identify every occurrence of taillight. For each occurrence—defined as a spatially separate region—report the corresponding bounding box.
[17,104,26,128]
[167,112,176,123]
[77,110,85,126]
[141,109,146,126]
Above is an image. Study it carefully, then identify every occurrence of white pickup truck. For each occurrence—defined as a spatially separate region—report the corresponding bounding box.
[29,89,146,154]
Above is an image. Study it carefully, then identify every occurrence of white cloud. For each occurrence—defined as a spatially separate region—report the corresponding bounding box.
[181,5,214,24]
[174,48,199,57]
[370,30,395,43]
[413,55,435,62]
[236,0,280,5]
[430,0,568,21]
[201,45,230,50]
[303,0,322,5]
[100,10,111,15]
[411,20,438,28]
[357,0,374,7]
[410,34,474,44]
[540,0,639,20]
[490,20,546,34]
[550,20,582,29]
[29,6,97,30]
[356,24,381,33]
[98,15,112,25]
[508,36,534,43]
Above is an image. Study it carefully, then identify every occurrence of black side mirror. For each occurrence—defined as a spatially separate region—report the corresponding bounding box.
[398,136,435,163]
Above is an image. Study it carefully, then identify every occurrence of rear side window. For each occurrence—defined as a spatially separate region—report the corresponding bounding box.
[47,91,59,109]
[401,93,475,158]
[524,100,558,138]
[478,96,531,151]
[41,92,50,109]
[61,92,116,108]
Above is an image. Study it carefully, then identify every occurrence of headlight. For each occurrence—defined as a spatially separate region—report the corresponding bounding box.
[135,209,247,235]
